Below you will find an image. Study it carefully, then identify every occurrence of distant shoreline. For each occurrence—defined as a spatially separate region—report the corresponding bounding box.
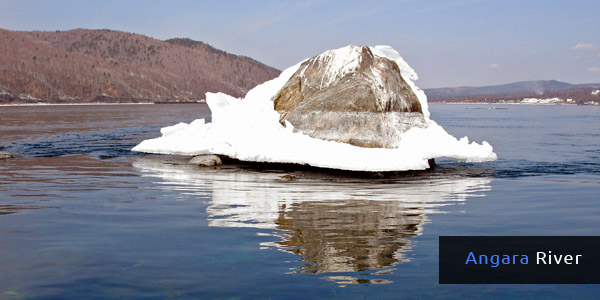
[0,102,207,107]
[429,102,581,105]
[0,102,155,107]
[2,102,597,107]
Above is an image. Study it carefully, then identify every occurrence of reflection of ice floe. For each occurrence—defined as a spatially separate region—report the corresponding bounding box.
[133,157,491,281]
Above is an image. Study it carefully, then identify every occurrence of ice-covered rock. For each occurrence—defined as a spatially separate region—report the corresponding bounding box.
[273,45,425,148]
[132,45,497,172]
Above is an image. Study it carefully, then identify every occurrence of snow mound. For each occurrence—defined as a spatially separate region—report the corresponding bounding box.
[132,45,497,171]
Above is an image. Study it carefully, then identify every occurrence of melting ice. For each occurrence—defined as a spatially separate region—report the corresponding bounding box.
[132,45,497,171]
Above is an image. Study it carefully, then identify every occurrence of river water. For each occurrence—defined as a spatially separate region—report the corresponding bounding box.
[0,104,599,299]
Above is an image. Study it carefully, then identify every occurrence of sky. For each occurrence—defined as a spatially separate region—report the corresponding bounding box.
[0,0,599,88]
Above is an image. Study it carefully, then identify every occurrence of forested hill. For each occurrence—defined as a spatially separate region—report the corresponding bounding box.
[0,28,280,104]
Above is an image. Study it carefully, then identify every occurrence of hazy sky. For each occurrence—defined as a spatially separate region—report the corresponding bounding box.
[1,0,599,88]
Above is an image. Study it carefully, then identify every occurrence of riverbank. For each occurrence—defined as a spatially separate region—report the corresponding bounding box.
[0,102,207,107]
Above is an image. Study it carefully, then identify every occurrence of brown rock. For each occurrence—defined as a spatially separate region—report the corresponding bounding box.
[0,151,19,159]
[273,45,426,148]
[189,154,222,167]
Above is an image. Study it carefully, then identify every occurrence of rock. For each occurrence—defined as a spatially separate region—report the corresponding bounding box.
[428,158,436,169]
[189,154,222,167]
[280,174,297,180]
[0,151,19,159]
[273,45,427,148]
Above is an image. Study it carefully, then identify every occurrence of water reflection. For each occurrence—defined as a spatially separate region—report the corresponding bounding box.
[134,157,492,285]
[272,199,419,274]
[0,204,49,215]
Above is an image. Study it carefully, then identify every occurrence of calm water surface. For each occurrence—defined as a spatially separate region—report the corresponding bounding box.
[0,104,599,299]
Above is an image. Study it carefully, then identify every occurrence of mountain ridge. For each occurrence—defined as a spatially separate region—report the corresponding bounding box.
[425,80,600,104]
[0,28,280,104]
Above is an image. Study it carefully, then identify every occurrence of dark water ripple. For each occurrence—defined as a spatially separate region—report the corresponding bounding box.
[432,160,600,179]
[4,125,160,159]
[0,104,211,159]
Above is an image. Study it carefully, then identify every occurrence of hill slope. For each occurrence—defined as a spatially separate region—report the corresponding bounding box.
[0,28,280,104]
[425,80,600,104]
